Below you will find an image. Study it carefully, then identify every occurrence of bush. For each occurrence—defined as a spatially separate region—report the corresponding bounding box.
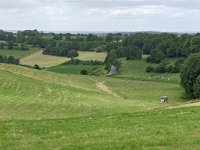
[80,69,88,75]
[155,63,166,73]
[33,64,41,70]
[166,65,175,73]
[67,50,79,58]
[146,66,154,73]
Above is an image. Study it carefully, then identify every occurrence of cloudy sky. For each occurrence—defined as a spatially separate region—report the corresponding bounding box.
[0,0,200,32]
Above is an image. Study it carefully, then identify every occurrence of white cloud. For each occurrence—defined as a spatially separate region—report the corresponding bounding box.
[0,0,200,32]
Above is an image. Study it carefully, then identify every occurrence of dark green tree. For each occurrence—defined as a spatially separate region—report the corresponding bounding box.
[80,69,88,75]
[181,52,200,98]
[7,41,14,49]
[194,75,200,98]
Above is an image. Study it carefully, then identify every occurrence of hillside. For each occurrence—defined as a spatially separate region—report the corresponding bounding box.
[1,63,199,149]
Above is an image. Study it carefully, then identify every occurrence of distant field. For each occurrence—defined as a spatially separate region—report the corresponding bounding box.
[117,57,181,83]
[78,51,107,61]
[46,64,106,75]
[21,51,107,67]
[21,51,70,67]
[0,48,40,59]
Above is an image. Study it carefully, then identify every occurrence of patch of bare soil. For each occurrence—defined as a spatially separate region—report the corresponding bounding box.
[96,81,120,98]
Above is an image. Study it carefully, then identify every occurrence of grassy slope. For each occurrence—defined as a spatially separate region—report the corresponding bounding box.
[0,48,40,59]
[116,57,181,83]
[46,64,106,75]
[21,51,107,67]
[2,107,200,149]
[0,63,197,149]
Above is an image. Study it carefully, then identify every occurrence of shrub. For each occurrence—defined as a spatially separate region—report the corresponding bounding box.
[80,69,88,75]
[146,66,154,73]
[155,63,166,73]
[33,64,41,70]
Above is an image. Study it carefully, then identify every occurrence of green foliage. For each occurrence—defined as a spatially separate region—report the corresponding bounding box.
[0,42,4,49]
[43,46,79,58]
[194,75,200,98]
[181,52,200,98]
[33,64,41,70]
[80,69,88,75]
[146,58,185,74]
[190,35,200,53]
[125,46,142,60]
[63,57,104,66]
[0,55,19,65]
[147,49,165,63]
[7,41,14,49]
[146,66,154,73]
[154,63,166,73]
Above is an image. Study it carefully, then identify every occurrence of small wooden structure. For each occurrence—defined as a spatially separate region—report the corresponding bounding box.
[160,96,168,103]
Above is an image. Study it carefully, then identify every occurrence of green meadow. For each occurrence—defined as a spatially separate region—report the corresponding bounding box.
[46,64,106,75]
[0,59,199,149]
[0,48,40,59]
[0,52,198,149]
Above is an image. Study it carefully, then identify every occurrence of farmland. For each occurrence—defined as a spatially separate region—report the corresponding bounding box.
[21,51,107,67]
[0,29,200,149]
[0,48,40,59]
[1,60,199,149]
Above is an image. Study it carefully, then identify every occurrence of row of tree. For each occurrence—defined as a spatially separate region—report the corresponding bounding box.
[146,58,185,73]
[0,55,19,65]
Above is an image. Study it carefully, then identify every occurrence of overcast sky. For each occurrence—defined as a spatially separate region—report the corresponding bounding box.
[0,0,200,32]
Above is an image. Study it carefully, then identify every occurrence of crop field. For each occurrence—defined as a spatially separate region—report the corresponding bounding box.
[20,51,71,67]
[21,51,107,67]
[0,63,199,149]
[78,51,107,61]
[0,48,40,59]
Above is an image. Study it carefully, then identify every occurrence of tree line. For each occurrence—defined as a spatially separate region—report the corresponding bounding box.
[1,29,200,73]
[0,55,19,65]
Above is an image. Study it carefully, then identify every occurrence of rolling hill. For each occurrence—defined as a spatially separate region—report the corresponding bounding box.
[1,62,199,149]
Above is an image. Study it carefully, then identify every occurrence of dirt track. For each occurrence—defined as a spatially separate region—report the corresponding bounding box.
[96,81,120,98]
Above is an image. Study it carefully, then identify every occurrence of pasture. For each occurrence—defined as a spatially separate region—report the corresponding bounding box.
[0,29,199,149]
[21,51,107,67]
[0,48,40,59]
[46,64,106,75]
[0,58,198,149]
[117,57,181,83]
[20,51,71,67]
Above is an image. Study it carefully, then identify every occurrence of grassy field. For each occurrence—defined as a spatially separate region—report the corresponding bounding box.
[78,51,107,61]
[21,51,71,67]
[116,57,181,83]
[0,63,198,149]
[21,51,107,67]
[0,52,199,150]
[46,64,106,75]
[0,48,40,59]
